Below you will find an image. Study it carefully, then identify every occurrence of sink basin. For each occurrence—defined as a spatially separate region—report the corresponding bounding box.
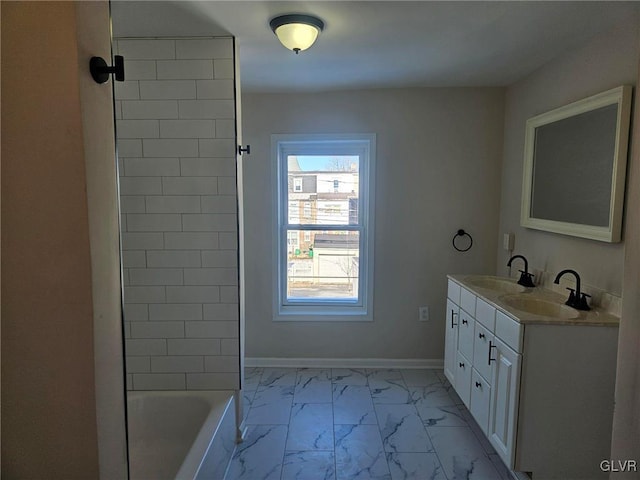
[501,294,579,319]
[465,276,526,294]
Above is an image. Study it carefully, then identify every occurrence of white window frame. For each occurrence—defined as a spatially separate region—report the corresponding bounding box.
[272,133,376,322]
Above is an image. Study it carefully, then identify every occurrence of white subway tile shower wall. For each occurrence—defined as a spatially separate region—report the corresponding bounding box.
[115,38,239,391]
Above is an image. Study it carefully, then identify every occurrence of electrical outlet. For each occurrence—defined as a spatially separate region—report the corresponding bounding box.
[418,306,429,322]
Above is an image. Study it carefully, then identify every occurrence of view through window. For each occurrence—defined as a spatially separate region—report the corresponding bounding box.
[286,154,360,301]
[273,135,375,319]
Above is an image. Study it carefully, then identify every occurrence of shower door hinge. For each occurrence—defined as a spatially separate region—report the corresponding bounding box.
[90,55,125,84]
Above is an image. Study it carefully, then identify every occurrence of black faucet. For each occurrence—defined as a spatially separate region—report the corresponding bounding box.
[507,255,535,287]
[554,269,591,311]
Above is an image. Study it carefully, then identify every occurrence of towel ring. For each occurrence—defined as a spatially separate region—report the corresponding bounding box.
[452,229,473,252]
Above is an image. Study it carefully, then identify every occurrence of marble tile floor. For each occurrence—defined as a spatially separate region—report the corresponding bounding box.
[224,367,515,480]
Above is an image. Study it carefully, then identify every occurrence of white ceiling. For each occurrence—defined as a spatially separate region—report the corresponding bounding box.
[111,1,639,93]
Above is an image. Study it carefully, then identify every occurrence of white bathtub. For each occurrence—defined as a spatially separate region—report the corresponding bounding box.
[127,390,237,480]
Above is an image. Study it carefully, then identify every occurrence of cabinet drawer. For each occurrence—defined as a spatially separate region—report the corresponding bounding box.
[473,322,493,382]
[460,288,476,316]
[458,309,475,360]
[455,351,472,408]
[447,279,461,304]
[470,368,491,435]
[495,311,523,353]
[475,298,496,331]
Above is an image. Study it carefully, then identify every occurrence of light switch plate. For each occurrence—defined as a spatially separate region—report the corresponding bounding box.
[503,233,515,251]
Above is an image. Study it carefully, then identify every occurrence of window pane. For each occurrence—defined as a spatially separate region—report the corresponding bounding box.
[287,155,359,225]
[286,230,360,301]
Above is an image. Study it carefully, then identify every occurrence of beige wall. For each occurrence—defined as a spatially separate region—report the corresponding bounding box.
[1,1,124,477]
[610,41,640,478]
[497,17,639,295]
[242,87,505,360]
[75,2,129,478]
[496,15,640,471]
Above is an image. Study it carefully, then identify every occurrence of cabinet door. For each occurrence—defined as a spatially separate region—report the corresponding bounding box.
[455,351,472,408]
[457,309,474,361]
[488,338,521,468]
[470,368,491,435]
[473,322,493,382]
[444,299,459,385]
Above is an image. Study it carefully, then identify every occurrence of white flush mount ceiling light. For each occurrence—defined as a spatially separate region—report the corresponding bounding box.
[269,14,325,54]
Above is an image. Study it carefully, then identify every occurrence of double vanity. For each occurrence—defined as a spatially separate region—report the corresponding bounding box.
[445,273,619,479]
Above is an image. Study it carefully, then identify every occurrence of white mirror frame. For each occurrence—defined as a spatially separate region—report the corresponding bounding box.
[521,85,632,243]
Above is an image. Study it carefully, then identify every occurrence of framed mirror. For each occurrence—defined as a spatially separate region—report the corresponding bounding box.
[521,85,632,242]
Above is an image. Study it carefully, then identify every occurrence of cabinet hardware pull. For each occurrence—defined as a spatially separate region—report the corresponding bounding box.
[451,310,458,328]
[475,381,481,388]
[488,341,497,364]
[462,319,468,325]
[479,333,485,339]
[459,362,465,368]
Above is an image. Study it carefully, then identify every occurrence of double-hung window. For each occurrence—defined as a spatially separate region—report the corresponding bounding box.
[272,134,376,321]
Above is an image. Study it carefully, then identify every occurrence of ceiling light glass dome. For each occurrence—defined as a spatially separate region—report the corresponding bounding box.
[270,14,325,54]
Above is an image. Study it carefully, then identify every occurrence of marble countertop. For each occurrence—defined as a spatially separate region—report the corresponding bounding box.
[448,274,620,327]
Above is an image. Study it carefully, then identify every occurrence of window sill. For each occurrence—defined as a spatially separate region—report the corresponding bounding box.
[273,309,373,322]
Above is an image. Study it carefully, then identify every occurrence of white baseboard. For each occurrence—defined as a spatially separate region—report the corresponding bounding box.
[244,357,444,369]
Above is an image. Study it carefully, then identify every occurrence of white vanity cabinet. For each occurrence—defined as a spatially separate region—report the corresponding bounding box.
[488,337,521,466]
[472,321,493,381]
[445,280,522,461]
[444,281,460,384]
[471,320,493,434]
[487,311,523,466]
[445,275,619,479]
[470,368,491,433]
[455,351,472,407]
[445,281,504,420]
[457,309,475,364]
[444,299,459,384]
